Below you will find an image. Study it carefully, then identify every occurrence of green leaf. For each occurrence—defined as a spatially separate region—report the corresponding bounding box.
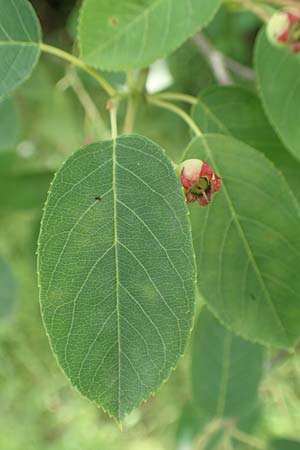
[192,86,300,202]
[0,0,41,100]
[168,41,215,96]
[38,135,196,421]
[184,134,300,348]
[0,97,21,151]
[255,30,300,161]
[205,6,261,67]
[79,0,221,70]
[0,256,17,320]
[192,308,263,420]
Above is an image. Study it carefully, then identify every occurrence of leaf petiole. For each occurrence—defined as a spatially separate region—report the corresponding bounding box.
[147,96,202,136]
[108,100,118,139]
[256,0,299,6]
[151,92,198,105]
[233,0,271,21]
[123,69,149,134]
[40,43,116,97]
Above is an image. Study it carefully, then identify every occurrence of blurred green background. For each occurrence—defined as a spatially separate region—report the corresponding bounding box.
[1,1,300,449]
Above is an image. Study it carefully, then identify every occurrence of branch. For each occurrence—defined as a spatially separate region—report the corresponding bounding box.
[192,33,256,84]
[192,34,234,85]
[192,419,234,450]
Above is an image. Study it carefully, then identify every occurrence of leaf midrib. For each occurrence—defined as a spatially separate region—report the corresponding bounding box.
[0,40,39,46]
[112,136,122,420]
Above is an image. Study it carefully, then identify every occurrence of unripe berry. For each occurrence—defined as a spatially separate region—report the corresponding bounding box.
[267,8,300,53]
[179,159,222,207]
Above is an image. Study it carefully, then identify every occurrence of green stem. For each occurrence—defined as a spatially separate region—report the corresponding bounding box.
[40,43,116,97]
[123,95,138,134]
[256,0,299,6]
[238,0,271,20]
[109,102,118,139]
[136,68,150,92]
[123,68,149,134]
[147,96,202,137]
[152,92,198,105]
[126,69,136,89]
[123,71,138,134]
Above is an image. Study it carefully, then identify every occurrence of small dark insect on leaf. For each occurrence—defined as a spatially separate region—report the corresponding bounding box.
[95,196,102,201]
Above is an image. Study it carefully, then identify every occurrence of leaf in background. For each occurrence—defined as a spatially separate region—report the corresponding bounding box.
[168,41,215,96]
[184,134,300,348]
[271,439,300,450]
[38,135,196,421]
[205,6,261,66]
[0,98,21,152]
[19,61,86,158]
[255,30,300,162]
[79,0,221,70]
[0,171,53,211]
[0,256,17,320]
[192,86,300,202]
[192,308,263,422]
[0,0,41,100]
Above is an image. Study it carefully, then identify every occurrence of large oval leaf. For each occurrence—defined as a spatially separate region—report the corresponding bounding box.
[255,30,300,161]
[79,0,221,70]
[192,308,263,421]
[184,134,300,348]
[0,0,41,100]
[192,86,300,202]
[38,134,196,421]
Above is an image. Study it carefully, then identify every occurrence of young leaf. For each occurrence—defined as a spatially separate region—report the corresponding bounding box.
[38,135,196,421]
[0,0,41,101]
[0,256,17,320]
[192,86,300,201]
[79,0,221,70]
[184,134,300,348]
[255,30,300,162]
[0,98,21,151]
[192,308,263,420]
